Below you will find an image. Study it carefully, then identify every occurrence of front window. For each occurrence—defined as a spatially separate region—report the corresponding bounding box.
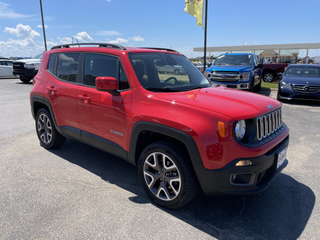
[285,66,320,77]
[213,55,252,66]
[84,53,129,90]
[129,52,210,92]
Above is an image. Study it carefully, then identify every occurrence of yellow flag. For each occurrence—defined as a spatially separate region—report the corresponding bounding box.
[184,0,204,28]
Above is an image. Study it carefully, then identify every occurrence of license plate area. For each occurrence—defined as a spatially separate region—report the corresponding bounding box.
[277,148,287,169]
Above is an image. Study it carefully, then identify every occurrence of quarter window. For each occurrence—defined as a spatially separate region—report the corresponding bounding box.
[47,53,57,74]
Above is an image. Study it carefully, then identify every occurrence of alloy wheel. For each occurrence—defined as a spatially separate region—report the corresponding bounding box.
[37,113,52,144]
[143,152,181,201]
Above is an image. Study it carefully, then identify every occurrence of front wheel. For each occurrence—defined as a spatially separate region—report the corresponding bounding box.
[20,78,31,83]
[35,108,65,149]
[138,141,198,209]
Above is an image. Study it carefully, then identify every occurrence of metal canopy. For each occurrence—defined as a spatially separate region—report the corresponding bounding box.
[194,43,320,56]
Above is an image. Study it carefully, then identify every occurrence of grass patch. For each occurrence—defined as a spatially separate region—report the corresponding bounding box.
[261,80,278,89]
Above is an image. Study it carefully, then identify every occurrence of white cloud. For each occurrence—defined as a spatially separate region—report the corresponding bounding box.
[96,30,121,36]
[58,36,73,44]
[108,38,128,44]
[0,38,43,57]
[37,24,49,29]
[73,32,93,42]
[4,24,40,38]
[131,36,144,42]
[58,32,93,44]
[0,2,33,19]
[106,0,111,2]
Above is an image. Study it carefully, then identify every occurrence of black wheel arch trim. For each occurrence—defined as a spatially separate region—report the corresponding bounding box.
[128,121,209,189]
[31,95,81,140]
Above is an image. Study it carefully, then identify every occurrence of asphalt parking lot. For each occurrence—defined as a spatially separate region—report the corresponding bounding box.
[1,78,319,239]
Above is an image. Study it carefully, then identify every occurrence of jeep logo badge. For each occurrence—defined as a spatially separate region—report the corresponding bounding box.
[267,105,274,110]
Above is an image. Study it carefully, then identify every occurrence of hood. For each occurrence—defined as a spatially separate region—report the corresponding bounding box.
[156,87,281,120]
[282,76,320,85]
[207,65,253,72]
[15,58,41,64]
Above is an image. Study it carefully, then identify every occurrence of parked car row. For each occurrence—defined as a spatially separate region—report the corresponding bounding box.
[0,59,17,78]
[0,54,42,82]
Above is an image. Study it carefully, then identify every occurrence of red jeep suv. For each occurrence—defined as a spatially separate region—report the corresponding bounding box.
[30,43,289,209]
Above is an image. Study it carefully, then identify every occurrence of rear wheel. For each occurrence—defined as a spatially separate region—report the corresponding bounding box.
[35,108,65,149]
[263,72,275,82]
[138,140,198,209]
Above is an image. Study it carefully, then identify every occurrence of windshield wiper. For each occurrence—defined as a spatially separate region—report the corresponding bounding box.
[145,87,180,92]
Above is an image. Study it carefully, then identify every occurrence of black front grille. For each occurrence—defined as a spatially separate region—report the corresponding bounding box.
[13,62,25,70]
[256,108,283,141]
[209,71,239,82]
[292,84,320,93]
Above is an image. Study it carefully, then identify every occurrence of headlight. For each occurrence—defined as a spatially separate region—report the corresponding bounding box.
[24,63,35,69]
[280,81,292,90]
[235,120,246,140]
[240,72,250,81]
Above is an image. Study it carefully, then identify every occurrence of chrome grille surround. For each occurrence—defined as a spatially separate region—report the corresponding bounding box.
[256,108,283,141]
[292,84,320,93]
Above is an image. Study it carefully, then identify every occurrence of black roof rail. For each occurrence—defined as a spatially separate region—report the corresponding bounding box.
[51,43,126,50]
[140,47,179,53]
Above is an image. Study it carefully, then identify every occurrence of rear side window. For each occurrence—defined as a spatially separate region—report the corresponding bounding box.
[84,53,129,90]
[47,53,56,74]
[56,53,80,82]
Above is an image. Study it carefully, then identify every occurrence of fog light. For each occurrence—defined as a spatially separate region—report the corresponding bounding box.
[235,160,252,167]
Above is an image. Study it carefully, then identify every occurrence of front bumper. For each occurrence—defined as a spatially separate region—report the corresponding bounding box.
[197,135,289,195]
[211,80,251,90]
[278,88,320,101]
[13,69,38,80]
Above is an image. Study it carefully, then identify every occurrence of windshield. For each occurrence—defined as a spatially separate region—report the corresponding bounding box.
[285,66,320,77]
[129,52,210,92]
[34,53,43,59]
[213,54,252,66]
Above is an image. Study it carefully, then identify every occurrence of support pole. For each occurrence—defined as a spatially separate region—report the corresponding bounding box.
[203,0,208,73]
[39,0,47,51]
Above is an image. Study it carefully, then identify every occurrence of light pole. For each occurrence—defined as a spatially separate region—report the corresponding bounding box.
[39,0,47,51]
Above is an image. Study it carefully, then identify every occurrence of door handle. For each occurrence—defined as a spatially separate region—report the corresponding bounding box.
[78,94,91,104]
[46,86,56,96]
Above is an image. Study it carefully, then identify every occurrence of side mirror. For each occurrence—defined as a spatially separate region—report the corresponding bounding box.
[257,63,263,68]
[96,76,119,95]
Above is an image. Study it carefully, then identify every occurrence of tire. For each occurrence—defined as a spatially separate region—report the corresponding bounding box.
[35,108,65,149]
[254,79,261,92]
[174,69,180,75]
[249,81,254,92]
[138,140,198,209]
[263,72,275,82]
[20,78,31,83]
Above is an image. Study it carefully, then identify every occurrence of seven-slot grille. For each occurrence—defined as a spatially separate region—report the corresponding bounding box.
[256,108,283,141]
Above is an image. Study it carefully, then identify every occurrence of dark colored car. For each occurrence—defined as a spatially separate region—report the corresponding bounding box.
[277,64,320,101]
[13,53,42,83]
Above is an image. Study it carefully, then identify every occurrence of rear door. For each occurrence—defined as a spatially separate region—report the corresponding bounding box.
[45,52,80,131]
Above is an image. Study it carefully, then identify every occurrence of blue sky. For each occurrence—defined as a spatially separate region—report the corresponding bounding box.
[1,0,320,58]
